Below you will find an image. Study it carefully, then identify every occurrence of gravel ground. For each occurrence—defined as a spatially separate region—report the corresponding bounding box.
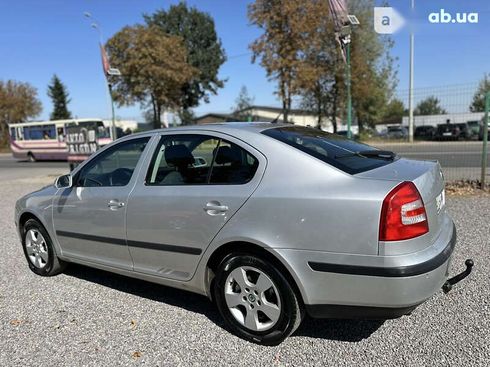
[0,175,489,366]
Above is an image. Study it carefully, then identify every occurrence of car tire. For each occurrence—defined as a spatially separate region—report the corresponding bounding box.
[214,253,303,346]
[22,219,67,276]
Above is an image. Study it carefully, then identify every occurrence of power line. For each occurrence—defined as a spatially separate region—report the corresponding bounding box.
[227,52,253,60]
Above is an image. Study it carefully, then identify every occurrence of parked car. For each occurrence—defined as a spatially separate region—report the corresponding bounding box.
[435,122,471,140]
[414,126,436,140]
[335,130,359,139]
[383,126,408,139]
[478,119,490,141]
[15,123,471,345]
[467,120,480,139]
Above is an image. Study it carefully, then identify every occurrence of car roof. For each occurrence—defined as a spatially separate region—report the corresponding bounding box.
[128,122,289,139]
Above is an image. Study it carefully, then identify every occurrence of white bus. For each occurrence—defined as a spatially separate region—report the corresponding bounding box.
[8,119,115,161]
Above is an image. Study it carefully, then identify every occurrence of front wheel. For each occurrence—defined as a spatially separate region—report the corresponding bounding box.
[214,254,303,345]
[22,219,66,276]
[27,152,36,162]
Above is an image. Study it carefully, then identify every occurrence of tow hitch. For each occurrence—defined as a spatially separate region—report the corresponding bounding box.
[442,259,474,294]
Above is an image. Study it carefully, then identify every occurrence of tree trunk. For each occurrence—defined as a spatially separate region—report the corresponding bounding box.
[316,98,322,130]
[0,122,8,147]
[332,87,338,133]
[150,94,159,130]
[156,104,162,129]
[357,114,364,134]
[315,85,322,130]
[283,99,289,124]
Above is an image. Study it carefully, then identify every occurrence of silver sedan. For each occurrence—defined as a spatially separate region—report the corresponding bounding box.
[15,123,470,345]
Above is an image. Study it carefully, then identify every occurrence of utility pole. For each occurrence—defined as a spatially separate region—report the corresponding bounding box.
[408,0,415,143]
[346,40,352,139]
[481,92,489,189]
[84,12,118,142]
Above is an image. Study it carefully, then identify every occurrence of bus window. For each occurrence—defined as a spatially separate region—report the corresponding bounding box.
[16,127,24,140]
[24,125,56,140]
[43,125,56,139]
[24,126,40,140]
[10,127,16,141]
[57,126,65,142]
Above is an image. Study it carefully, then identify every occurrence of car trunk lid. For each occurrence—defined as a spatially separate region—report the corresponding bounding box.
[356,158,446,247]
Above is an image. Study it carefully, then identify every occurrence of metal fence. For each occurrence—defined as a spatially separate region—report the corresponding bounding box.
[366,83,489,184]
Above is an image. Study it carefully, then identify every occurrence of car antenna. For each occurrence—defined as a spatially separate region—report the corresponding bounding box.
[271,111,283,124]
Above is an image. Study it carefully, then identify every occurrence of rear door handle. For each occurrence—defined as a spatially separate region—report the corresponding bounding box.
[108,200,125,209]
[204,202,228,215]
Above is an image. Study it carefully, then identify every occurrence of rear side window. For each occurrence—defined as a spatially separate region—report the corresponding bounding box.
[262,126,392,174]
[146,134,259,186]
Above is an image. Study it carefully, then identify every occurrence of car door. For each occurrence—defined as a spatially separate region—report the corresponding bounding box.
[126,131,266,281]
[52,136,152,270]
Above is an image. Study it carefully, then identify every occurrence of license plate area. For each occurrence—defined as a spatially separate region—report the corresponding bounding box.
[436,190,446,214]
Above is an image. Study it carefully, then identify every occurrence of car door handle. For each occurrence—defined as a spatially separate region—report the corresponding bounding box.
[108,200,125,209]
[204,202,229,214]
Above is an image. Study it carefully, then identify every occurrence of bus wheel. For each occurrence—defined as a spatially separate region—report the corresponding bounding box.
[27,152,36,162]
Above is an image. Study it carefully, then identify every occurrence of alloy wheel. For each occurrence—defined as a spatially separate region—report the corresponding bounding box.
[25,229,48,269]
[224,266,281,332]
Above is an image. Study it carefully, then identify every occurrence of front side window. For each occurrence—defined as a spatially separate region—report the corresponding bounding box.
[77,137,150,187]
[146,134,258,186]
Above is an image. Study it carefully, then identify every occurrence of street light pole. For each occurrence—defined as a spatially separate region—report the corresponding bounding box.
[408,0,415,143]
[84,12,117,142]
[346,40,352,139]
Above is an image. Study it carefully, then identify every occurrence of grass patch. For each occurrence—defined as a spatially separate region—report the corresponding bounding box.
[446,180,490,196]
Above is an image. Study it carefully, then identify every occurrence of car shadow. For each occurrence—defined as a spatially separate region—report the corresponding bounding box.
[64,264,384,343]
[293,317,384,342]
[63,263,225,326]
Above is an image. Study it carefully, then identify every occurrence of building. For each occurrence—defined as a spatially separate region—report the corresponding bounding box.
[194,105,337,131]
[102,119,138,132]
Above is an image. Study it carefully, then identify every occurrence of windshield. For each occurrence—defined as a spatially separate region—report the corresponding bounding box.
[262,126,394,174]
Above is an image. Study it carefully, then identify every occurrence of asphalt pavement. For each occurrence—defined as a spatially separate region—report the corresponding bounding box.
[0,168,489,366]
[0,154,68,182]
[373,141,488,168]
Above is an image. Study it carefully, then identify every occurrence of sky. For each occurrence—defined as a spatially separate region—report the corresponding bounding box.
[1,0,490,122]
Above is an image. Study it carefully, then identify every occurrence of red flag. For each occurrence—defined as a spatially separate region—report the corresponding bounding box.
[99,43,110,76]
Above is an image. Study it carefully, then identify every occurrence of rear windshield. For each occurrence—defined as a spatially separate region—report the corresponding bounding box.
[262,126,393,174]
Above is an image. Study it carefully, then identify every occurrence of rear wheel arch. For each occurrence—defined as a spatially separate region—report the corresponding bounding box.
[205,241,305,307]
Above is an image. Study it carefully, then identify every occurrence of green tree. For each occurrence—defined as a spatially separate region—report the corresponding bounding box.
[47,74,72,120]
[470,74,490,112]
[106,25,197,129]
[232,86,255,121]
[382,98,405,124]
[414,96,447,116]
[252,0,397,131]
[248,0,319,123]
[297,1,344,131]
[145,3,226,124]
[349,0,398,132]
[0,80,42,145]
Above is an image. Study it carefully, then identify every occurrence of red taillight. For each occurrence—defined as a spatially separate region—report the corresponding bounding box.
[379,182,429,241]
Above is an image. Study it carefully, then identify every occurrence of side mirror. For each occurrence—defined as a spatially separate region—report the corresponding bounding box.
[54,174,73,189]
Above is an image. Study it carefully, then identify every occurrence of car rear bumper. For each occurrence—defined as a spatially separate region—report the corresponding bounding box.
[272,223,456,318]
